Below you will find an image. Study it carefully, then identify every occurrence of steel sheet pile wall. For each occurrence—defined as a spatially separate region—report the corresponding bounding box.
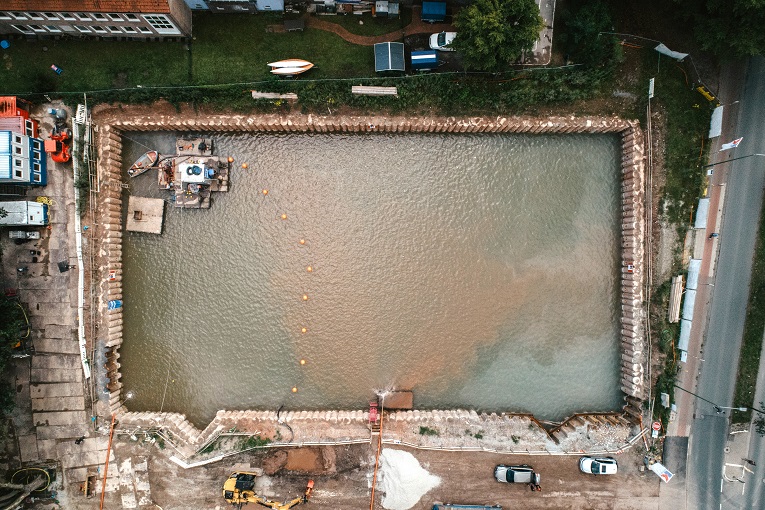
[93,113,647,457]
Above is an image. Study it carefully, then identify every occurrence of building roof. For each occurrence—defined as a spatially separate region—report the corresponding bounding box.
[0,118,26,135]
[374,42,405,73]
[0,97,29,118]
[3,1,171,14]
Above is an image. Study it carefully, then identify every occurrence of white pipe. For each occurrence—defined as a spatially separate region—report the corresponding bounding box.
[72,105,91,380]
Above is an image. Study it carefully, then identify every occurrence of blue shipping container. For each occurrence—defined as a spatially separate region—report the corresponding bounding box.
[422,1,446,22]
[411,50,438,71]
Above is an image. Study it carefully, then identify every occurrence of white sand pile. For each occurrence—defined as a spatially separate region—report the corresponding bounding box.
[377,449,440,510]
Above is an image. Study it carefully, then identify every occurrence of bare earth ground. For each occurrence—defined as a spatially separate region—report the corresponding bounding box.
[81,440,658,510]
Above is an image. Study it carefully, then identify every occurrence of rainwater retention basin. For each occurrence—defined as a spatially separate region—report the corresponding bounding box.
[118,132,624,426]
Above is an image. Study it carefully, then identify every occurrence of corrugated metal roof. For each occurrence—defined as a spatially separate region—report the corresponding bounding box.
[0,132,11,154]
[0,118,25,135]
[0,156,11,180]
[374,42,405,72]
[3,1,171,14]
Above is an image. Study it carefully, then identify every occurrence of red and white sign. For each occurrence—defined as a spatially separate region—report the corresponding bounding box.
[652,421,661,431]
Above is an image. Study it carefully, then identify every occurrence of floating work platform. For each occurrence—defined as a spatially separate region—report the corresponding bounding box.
[125,196,164,234]
[170,156,230,209]
[155,138,230,209]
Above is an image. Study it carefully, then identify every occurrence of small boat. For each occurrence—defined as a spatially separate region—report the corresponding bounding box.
[128,150,159,177]
[268,59,314,76]
[268,59,312,68]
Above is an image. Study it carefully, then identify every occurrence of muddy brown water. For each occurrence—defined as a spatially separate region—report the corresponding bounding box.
[119,132,623,426]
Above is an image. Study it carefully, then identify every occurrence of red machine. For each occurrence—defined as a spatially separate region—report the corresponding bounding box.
[45,130,71,163]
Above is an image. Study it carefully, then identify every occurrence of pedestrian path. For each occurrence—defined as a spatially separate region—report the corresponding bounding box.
[304,7,454,46]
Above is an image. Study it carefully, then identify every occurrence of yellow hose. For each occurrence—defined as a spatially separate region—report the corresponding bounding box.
[16,302,30,339]
[11,467,51,492]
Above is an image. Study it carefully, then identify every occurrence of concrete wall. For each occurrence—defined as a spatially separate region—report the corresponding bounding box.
[93,113,647,458]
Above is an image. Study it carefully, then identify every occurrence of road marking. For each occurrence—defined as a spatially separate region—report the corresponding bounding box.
[721,478,724,492]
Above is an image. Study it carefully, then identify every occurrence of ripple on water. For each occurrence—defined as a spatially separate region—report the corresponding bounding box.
[119,132,623,426]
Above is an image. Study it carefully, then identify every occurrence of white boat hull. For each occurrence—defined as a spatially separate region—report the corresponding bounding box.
[268,59,313,68]
[270,64,314,76]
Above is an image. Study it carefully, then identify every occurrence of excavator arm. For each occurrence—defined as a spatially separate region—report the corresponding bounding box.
[256,480,314,510]
[223,474,313,510]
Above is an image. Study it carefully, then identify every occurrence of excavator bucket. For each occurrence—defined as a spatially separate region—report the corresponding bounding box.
[304,479,314,499]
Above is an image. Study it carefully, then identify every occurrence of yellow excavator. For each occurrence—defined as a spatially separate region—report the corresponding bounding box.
[222,471,314,510]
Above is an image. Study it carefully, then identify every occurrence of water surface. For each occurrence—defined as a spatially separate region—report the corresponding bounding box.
[119,132,623,426]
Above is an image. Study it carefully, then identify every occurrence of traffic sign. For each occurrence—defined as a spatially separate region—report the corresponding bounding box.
[652,421,661,431]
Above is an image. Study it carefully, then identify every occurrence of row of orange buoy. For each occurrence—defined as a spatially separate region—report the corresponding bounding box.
[231,156,313,396]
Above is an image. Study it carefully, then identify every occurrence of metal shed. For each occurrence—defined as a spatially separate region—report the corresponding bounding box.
[374,42,405,72]
[422,1,446,22]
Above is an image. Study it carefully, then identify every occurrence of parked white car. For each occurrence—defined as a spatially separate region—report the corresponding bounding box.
[429,32,457,52]
[579,456,618,475]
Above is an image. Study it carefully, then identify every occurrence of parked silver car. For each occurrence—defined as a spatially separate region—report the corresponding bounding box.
[429,31,457,52]
[579,456,618,475]
[494,464,541,486]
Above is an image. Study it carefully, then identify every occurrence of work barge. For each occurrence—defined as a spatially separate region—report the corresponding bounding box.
[93,112,647,461]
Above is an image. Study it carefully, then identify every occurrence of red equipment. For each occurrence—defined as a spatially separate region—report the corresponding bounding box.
[45,130,71,163]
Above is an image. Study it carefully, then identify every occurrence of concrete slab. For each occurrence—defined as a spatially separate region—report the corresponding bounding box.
[42,324,77,339]
[36,438,59,461]
[33,396,86,412]
[58,437,108,456]
[30,382,84,398]
[18,434,39,463]
[34,338,80,355]
[64,467,89,485]
[126,196,164,234]
[33,410,88,427]
[32,354,82,370]
[36,424,91,440]
[121,492,138,508]
[59,449,114,469]
[31,367,83,383]
[9,360,34,433]
[26,303,72,319]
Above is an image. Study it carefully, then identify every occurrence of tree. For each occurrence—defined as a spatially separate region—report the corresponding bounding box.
[673,0,765,58]
[559,0,621,70]
[453,0,546,72]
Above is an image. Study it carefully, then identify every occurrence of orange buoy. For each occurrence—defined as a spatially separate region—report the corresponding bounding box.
[227,156,234,163]
[301,327,307,333]
[281,213,288,220]
[292,387,298,393]
[262,189,269,196]
[242,163,248,169]
[302,294,309,301]
[306,266,313,272]
[299,239,306,245]
[300,359,306,365]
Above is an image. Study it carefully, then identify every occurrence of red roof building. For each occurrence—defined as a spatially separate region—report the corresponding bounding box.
[0,97,38,138]
[0,1,191,39]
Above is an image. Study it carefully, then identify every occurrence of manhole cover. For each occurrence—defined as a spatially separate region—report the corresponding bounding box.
[724,447,731,453]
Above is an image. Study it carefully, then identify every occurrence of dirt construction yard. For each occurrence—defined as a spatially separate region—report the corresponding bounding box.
[75,439,661,510]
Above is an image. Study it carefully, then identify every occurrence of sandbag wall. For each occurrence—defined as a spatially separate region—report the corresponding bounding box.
[93,113,647,446]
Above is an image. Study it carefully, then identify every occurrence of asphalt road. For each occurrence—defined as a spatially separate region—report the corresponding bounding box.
[688,56,765,510]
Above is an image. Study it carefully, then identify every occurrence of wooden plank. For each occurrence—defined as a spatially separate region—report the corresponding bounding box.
[351,85,398,97]
[251,91,299,101]
[668,275,683,323]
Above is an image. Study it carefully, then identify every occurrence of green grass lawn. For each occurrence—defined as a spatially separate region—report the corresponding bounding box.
[0,12,375,96]
[191,14,374,82]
